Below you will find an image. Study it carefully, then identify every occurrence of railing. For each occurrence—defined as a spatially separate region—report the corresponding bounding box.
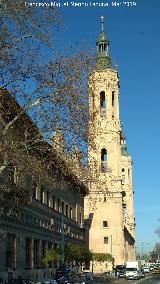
[100,108,106,117]
[101,161,109,173]
[31,198,79,228]
[1,198,85,242]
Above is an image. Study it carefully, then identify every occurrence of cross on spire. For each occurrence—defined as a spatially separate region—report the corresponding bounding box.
[100,16,104,31]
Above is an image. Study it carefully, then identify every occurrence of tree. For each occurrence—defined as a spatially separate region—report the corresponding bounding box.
[154,243,160,254]
[42,243,93,269]
[42,248,61,264]
[151,242,160,262]
[155,219,160,239]
[92,252,114,273]
[0,0,95,201]
[92,252,114,263]
[64,243,93,268]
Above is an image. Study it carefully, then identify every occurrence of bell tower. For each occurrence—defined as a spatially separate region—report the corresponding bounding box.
[88,16,121,179]
[84,17,135,270]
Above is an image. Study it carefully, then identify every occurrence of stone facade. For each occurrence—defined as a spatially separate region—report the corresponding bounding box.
[84,18,135,272]
[0,89,88,282]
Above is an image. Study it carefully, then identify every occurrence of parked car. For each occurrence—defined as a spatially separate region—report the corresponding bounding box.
[56,265,71,283]
[142,266,150,273]
[152,265,160,274]
[114,265,126,278]
[141,269,145,278]
[39,278,57,284]
[68,273,92,284]
[80,273,93,283]
[150,265,154,271]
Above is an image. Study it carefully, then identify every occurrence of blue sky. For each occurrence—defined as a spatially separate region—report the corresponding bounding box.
[54,0,160,254]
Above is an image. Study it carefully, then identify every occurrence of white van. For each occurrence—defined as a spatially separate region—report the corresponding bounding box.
[125,261,142,280]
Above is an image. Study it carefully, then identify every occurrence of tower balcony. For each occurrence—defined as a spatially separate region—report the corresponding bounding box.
[100,108,106,117]
[101,161,109,173]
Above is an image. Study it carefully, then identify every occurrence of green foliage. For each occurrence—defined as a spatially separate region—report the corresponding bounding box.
[92,252,114,263]
[42,244,92,265]
[42,248,61,264]
[80,246,93,263]
[65,243,81,262]
[65,243,92,264]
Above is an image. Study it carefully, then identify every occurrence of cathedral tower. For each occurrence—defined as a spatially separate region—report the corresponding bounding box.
[84,17,135,270]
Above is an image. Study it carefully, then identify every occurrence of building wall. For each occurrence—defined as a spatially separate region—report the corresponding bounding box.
[0,89,87,281]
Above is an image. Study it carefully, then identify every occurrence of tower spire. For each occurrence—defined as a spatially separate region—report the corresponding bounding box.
[96,16,111,69]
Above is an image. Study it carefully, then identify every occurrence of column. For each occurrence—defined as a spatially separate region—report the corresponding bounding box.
[106,90,112,120]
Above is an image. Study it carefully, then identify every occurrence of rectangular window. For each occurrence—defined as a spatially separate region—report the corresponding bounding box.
[6,234,16,271]
[52,195,55,210]
[104,237,108,244]
[70,207,72,219]
[103,221,108,227]
[66,204,68,217]
[47,191,50,207]
[25,238,32,268]
[62,201,64,214]
[57,199,61,212]
[42,241,47,264]
[112,91,114,107]
[32,183,37,199]
[33,239,39,266]
[80,212,82,226]
[40,187,44,203]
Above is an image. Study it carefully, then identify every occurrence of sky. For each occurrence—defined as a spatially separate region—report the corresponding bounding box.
[52,0,160,254]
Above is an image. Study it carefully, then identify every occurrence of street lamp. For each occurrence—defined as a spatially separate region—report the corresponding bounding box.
[141,242,149,260]
[61,215,64,264]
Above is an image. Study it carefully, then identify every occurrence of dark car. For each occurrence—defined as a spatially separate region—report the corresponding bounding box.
[115,265,126,278]
[80,273,93,283]
[141,269,145,278]
[56,265,71,284]
[69,273,93,284]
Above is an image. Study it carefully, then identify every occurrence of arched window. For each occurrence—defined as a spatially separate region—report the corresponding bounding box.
[100,91,106,117]
[122,203,127,216]
[98,43,107,53]
[101,148,107,172]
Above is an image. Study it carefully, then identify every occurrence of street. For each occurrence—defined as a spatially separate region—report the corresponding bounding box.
[94,274,160,284]
[112,275,160,284]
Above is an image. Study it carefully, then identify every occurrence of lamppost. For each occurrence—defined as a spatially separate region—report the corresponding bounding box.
[135,246,139,259]
[141,242,149,260]
[61,215,64,264]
